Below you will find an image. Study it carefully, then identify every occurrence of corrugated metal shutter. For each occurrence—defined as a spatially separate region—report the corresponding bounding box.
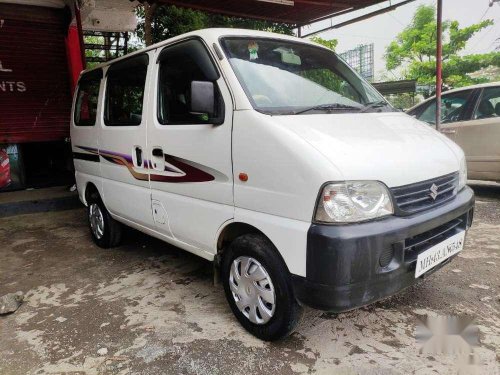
[0,4,72,143]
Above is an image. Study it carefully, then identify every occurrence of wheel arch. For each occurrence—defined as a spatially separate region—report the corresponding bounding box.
[216,221,290,273]
[83,182,100,206]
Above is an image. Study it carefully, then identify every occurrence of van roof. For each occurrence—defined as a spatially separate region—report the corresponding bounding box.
[79,28,323,76]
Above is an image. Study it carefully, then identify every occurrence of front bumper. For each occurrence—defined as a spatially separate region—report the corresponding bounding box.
[292,186,475,312]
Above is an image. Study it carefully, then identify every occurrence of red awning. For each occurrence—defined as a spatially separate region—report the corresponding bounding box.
[140,0,389,25]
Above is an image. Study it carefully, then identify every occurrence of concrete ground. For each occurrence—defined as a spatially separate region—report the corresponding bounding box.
[0,184,499,375]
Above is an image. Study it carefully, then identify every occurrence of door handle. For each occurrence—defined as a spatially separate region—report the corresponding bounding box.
[440,129,456,134]
[135,146,143,167]
[152,148,164,157]
[151,147,165,171]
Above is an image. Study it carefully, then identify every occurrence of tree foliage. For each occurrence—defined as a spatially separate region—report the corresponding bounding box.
[385,5,499,87]
[207,14,294,35]
[136,5,294,46]
[309,36,338,51]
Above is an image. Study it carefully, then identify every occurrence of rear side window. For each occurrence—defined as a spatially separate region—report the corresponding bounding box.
[474,87,500,119]
[74,69,102,126]
[105,54,149,126]
[157,39,221,125]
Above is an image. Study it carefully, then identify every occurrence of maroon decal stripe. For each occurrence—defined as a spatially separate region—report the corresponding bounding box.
[76,146,215,183]
[151,156,215,183]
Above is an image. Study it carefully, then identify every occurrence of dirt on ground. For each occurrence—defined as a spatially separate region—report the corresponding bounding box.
[0,183,499,375]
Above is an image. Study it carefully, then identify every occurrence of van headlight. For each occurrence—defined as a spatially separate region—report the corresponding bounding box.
[314,181,393,223]
[458,156,467,191]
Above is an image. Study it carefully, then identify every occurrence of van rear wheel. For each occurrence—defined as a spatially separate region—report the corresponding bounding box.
[87,193,122,248]
[221,234,303,341]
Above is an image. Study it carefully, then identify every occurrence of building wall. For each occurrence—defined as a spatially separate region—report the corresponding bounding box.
[80,0,138,32]
[0,3,73,144]
[0,0,66,7]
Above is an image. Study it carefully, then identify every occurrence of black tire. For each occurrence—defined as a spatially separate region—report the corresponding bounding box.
[221,234,303,341]
[86,191,122,248]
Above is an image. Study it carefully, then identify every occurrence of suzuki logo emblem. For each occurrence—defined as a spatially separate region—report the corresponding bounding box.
[429,183,439,200]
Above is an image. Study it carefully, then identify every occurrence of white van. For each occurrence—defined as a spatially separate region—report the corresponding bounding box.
[71,29,475,341]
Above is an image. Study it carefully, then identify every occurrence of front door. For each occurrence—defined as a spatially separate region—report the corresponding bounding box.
[98,53,154,228]
[438,89,477,145]
[414,89,475,145]
[147,39,234,255]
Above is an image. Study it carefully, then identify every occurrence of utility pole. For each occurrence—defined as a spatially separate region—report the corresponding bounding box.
[435,0,443,131]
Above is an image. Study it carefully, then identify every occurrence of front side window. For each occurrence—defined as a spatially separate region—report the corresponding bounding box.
[158,39,221,125]
[417,90,473,124]
[220,37,389,115]
[105,54,148,126]
[474,87,500,119]
[74,70,102,126]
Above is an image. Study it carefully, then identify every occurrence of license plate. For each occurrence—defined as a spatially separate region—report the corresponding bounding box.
[415,230,465,278]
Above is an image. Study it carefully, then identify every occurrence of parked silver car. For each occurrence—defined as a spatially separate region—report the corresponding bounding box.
[407,82,500,182]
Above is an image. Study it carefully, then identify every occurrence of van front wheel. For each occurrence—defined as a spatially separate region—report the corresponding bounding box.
[221,234,303,341]
[87,193,122,248]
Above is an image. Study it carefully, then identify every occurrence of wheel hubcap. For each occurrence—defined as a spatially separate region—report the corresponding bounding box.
[229,256,276,325]
[89,203,105,239]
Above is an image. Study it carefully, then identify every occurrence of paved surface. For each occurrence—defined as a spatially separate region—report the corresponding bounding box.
[0,184,499,375]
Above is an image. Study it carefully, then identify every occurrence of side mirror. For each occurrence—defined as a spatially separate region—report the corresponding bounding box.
[190,81,215,117]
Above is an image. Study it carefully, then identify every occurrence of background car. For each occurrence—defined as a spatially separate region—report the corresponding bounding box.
[0,148,12,189]
[407,82,500,182]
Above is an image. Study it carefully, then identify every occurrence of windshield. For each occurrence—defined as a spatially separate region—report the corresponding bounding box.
[220,37,391,115]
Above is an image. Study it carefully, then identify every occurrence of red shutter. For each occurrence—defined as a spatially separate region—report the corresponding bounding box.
[0,4,73,143]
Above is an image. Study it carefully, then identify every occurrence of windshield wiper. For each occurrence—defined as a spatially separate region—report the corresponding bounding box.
[294,103,362,115]
[359,100,390,113]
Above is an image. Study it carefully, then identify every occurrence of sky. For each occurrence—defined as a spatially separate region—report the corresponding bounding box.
[304,0,500,80]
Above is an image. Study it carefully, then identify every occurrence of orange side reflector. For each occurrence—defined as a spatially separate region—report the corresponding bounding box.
[239,173,248,182]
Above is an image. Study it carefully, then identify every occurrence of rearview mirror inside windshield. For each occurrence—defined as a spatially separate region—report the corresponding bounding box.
[276,48,301,65]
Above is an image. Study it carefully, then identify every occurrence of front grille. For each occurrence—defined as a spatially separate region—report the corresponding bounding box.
[391,172,459,214]
[404,216,466,263]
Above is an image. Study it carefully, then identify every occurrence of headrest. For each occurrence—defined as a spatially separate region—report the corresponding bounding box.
[478,99,494,117]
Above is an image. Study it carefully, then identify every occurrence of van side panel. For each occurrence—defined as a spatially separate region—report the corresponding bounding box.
[231,110,340,276]
[231,110,340,222]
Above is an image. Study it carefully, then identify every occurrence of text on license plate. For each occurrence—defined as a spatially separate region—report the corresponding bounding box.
[415,230,465,278]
